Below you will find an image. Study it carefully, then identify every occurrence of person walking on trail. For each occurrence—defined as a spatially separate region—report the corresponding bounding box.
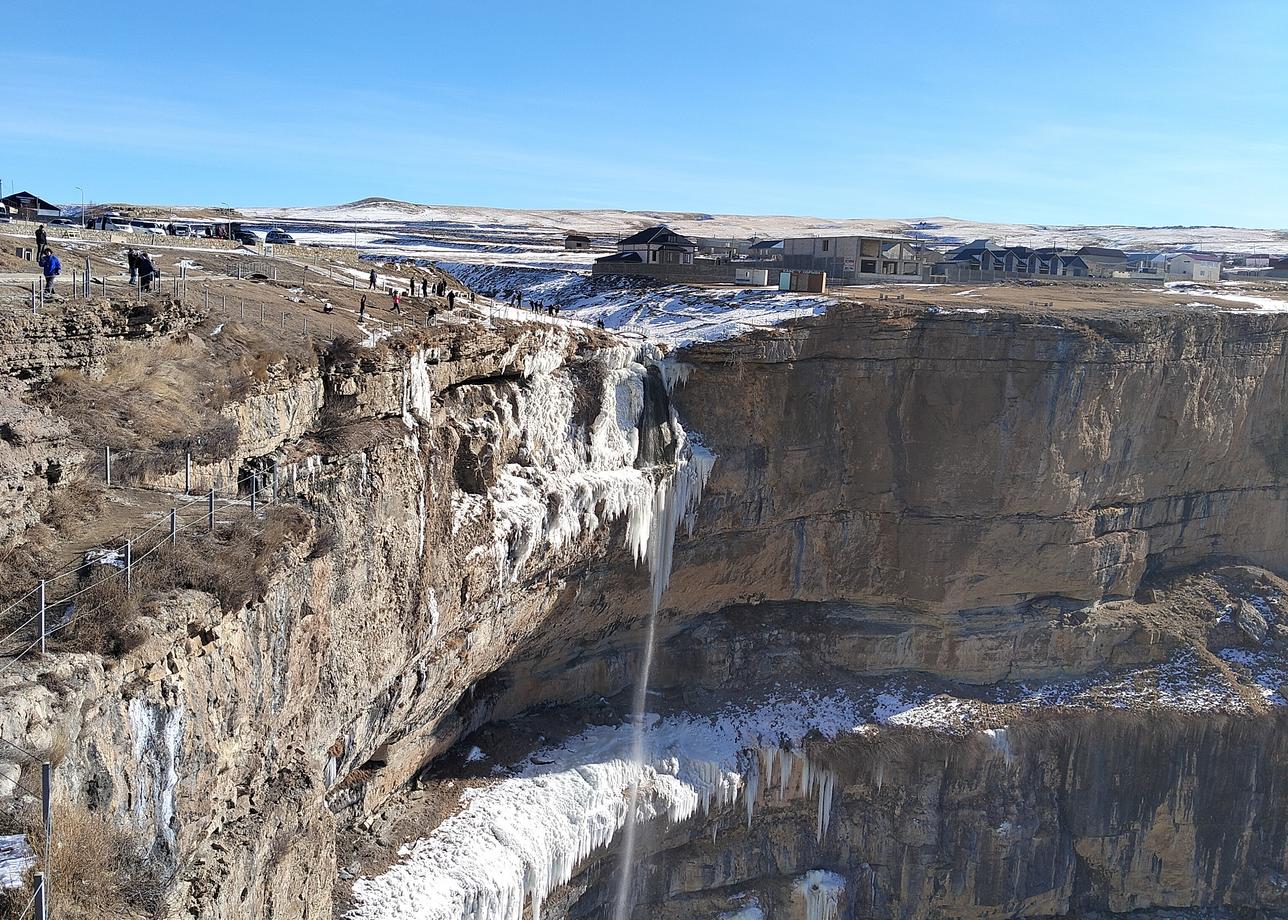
[368,268,377,290]
[38,247,61,295]
[35,224,48,253]
[392,290,401,314]
[127,247,138,284]
[359,294,368,322]
[446,290,456,310]
[138,252,157,291]
[422,277,429,298]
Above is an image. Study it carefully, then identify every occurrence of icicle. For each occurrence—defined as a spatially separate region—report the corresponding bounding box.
[795,870,845,920]
[984,727,1013,765]
[816,771,835,843]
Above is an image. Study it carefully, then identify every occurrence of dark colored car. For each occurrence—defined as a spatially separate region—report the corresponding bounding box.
[265,229,295,245]
[234,229,260,246]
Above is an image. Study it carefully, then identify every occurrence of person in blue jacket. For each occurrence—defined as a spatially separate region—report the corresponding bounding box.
[38,247,61,295]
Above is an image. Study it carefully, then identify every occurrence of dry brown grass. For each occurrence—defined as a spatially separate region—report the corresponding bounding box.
[0,804,166,920]
[52,504,312,658]
[43,480,107,536]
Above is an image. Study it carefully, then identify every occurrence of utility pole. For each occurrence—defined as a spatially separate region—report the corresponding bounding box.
[75,186,84,228]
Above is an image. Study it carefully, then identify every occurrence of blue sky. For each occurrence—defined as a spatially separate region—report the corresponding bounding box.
[4,0,1285,226]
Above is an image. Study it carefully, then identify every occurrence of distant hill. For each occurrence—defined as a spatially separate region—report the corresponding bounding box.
[240,202,1288,254]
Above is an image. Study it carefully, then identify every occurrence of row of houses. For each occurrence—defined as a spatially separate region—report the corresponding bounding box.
[585,226,1254,285]
[933,240,1223,282]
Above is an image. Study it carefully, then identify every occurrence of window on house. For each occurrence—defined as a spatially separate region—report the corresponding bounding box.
[822,240,829,252]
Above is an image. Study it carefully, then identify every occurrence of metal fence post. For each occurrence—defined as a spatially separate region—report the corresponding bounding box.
[31,282,37,314]
[250,472,258,514]
[260,302,265,324]
[170,508,177,545]
[33,872,46,920]
[125,540,132,593]
[208,489,215,532]
[185,452,191,494]
[38,580,46,655]
[104,446,112,486]
[41,761,52,914]
[281,311,286,331]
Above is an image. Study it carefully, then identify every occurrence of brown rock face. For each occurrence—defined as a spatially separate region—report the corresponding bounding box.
[667,304,1288,615]
[6,298,1288,920]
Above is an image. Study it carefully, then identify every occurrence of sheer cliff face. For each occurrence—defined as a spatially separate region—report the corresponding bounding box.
[7,301,1288,920]
[668,304,1288,615]
[1,322,676,919]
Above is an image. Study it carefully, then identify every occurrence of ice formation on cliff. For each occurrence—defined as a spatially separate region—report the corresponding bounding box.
[795,870,845,920]
[346,639,1284,920]
[346,694,858,920]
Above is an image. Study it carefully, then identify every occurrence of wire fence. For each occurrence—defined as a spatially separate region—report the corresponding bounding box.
[0,462,281,674]
[0,448,300,919]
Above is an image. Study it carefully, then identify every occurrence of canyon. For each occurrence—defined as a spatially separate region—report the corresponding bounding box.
[1,276,1287,920]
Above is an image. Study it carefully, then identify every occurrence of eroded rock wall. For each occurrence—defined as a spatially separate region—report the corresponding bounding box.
[667,305,1288,615]
[560,712,1288,920]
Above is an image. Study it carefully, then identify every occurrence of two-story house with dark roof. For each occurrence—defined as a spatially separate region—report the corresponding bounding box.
[610,226,699,265]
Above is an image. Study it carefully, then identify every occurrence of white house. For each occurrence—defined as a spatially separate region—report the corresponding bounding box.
[1153,252,1221,282]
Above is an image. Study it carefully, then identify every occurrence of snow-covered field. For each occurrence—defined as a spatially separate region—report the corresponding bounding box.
[346,642,1283,920]
[243,198,1288,255]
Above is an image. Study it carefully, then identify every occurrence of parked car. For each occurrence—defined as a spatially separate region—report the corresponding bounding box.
[171,225,193,237]
[50,218,76,227]
[132,220,168,236]
[102,218,134,233]
[0,208,11,223]
[265,229,295,245]
[235,229,261,246]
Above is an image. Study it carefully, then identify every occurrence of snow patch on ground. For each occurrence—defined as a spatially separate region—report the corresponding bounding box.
[1166,282,1288,313]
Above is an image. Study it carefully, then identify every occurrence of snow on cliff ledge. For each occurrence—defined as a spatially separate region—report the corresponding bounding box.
[443,262,832,348]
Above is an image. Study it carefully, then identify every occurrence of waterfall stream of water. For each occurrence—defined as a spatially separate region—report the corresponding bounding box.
[612,435,712,920]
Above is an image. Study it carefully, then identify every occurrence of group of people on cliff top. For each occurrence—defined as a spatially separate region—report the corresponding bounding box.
[367,267,450,300]
[503,288,563,317]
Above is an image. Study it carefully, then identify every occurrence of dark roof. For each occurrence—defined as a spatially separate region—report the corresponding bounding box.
[595,251,644,264]
[749,239,784,250]
[1,191,60,212]
[616,225,697,248]
[1060,255,1091,267]
[564,232,592,242]
[1174,251,1221,262]
[1076,246,1127,260]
